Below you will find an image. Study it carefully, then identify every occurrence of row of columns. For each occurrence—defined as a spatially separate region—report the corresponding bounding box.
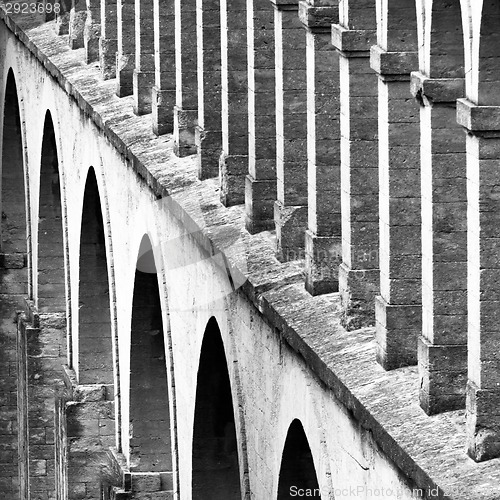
[55,0,500,462]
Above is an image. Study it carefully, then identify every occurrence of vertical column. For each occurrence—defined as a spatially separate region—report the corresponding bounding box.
[173,0,198,157]
[332,9,379,330]
[272,2,307,262]
[195,0,222,179]
[457,100,500,462]
[133,0,155,114]
[245,0,277,233]
[55,0,72,35]
[370,48,421,370]
[411,74,467,414]
[84,0,101,63]
[151,0,175,135]
[69,0,86,49]
[116,0,135,97]
[219,0,248,206]
[99,0,118,80]
[299,1,340,295]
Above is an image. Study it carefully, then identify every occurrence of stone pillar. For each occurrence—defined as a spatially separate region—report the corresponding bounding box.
[195,0,222,179]
[457,99,500,461]
[331,11,379,330]
[133,0,155,114]
[151,0,175,135]
[173,0,198,157]
[299,1,340,295]
[410,73,467,414]
[219,0,248,206]
[116,0,135,97]
[99,0,118,80]
[245,0,277,233]
[370,48,421,370]
[271,1,307,262]
[84,0,101,63]
[69,0,86,49]
[55,0,72,35]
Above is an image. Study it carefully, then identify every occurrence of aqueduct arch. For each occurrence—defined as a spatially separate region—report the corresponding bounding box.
[37,110,66,312]
[192,317,242,499]
[1,69,26,259]
[277,419,320,499]
[77,167,114,385]
[129,235,174,481]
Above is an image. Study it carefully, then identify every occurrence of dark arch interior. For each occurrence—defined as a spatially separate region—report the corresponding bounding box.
[78,168,113,384]
[38,111,65,312]
[129,253,172,473]
[277,419,321,499]
[430,0,464,78]
[478,0,500,105]
[192,318,241,500]
[1,70,26,257]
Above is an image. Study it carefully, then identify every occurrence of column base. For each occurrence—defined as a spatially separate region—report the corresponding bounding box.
[274,201,307,262]
[375,296,421,370]
[133,70,155,115]
[69,10,86,49]
[116,53,135,98]
[99,37,117,80]
[84,22,101,64]
[196,126,222,180]
[152,86,175,136]
[466,381,500,462]
[304,231,340,296]
[219,153,247,206]
[417,337,467,415]
[173,106,197,157]
[245,175,277,234]
[339,263,379,330]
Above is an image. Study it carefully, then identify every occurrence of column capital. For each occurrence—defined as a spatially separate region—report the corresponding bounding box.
[331,24,376,55]
[370,45,417,81]
[410,71,464,104]
[457,98,500,135]
[298,1,337,32]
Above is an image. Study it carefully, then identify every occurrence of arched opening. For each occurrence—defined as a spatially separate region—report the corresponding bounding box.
[277,419,320,499]
[78,168,113,384]
[192,318,241,499]
[429,0,465,77]
[1,70,26,258]
[38,111,65,312]
[129,236,173,474]
[478,0,500,105]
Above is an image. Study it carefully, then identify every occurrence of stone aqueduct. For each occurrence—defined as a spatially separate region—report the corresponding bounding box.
[0,0,500,498]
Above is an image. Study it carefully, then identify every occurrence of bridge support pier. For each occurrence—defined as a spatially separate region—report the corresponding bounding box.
[332,13,379,330]
[412,73,467,414]
[245,0,276,233]
[300,2,340,295]
[173,0,198,156]
[371,47,421,370]
[219,0,248,206]
[151,0,175,135]
[458,100,500,462]
[272,1,308,263]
